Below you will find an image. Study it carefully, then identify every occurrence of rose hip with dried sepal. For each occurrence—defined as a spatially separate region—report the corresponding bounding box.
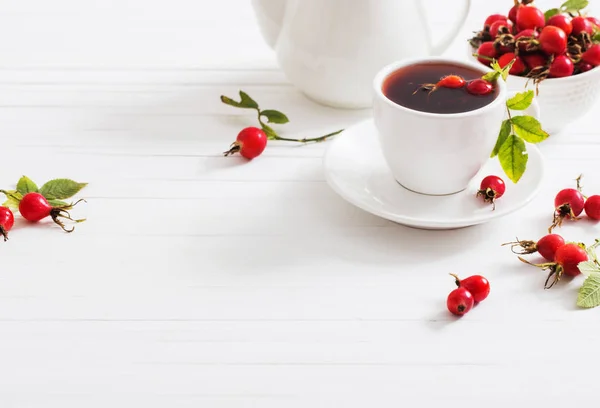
[539,26,568,55]
[476,175,505,210]
[503,234,565,262]
[489,19,514,38]
[0,206,14,241]
[450,273,490,303]
[413,75,466,95]
[514,29,539,52]
[549,187,585,232]
[476,42,498,65]
[582,45,600,67]
[19,192,86,233]
[519,242,588,289]
[223,126,268,160]
[498,53,526,75]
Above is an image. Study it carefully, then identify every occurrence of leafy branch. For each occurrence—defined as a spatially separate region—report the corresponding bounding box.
[220,91,343,143]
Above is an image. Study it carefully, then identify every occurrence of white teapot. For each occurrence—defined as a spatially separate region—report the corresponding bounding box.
[252,0,471,109]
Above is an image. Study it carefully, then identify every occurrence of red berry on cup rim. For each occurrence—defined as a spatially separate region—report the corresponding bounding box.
[484,14,508,30]
[466,79,494,96]
[572,16,594,36]
[546,14,573,36]
[539,26,568,55]
[450,273,490,303]
[447,287,475,316]
[582,45,600,67]
[0,206,14,241]
[584,195,600,220]
[476,175,505,209]
[224,126,268,160]
[516,6,545,31]
[490,19,514,38]
[476,42,498,65]
[498,53,526,75]
[549,55,574,78]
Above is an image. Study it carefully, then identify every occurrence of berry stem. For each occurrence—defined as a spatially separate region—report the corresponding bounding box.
[449,273,461,287]
[0,226,8,242]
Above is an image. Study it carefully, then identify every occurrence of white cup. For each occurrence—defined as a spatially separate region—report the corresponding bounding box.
[373,57,509,196]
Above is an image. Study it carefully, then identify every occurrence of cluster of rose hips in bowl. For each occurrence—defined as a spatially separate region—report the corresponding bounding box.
[468,0,600,134]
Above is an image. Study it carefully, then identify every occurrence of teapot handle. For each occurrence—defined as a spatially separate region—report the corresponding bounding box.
[425,0,471,56]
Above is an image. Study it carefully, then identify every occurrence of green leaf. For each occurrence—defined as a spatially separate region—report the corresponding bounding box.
[39,179,87,200]
[511,116,550,143]
[1,190,22,210]
[593,31,600,42]
[561,0,588,13]
[491,120,512,158]
[260,109,290,124]
[544,8,561,20]
[220,90,260,110]
[498,134,528,183]
[506,91,534,111]
[16,175,38,195]
[260,123,278,140]
[47,199,70,208]
[239,91,259,109]
[577,273,600,308]
[482,60,502,82]
[578,261,600,277]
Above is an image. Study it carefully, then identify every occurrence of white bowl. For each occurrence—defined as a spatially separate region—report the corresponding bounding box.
[467,46,600,135]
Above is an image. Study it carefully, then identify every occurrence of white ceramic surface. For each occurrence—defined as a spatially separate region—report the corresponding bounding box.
[323,119,545,229]
[251,0,471,108]
[372,57,508,196]
[467,46,600,135]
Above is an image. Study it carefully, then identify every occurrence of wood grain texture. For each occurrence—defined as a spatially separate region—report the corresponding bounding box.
[1,0,600,407]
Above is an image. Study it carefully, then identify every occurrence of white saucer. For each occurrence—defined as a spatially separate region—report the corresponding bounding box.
[323,119,545,230]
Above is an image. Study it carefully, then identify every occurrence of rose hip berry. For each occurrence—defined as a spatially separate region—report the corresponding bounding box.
[584,195,600,220]
[19,192,84,233]
[476,42,498,65]
[546,14,573,36]
[504,234,565,261]
[587,16,600,28]
[0,206,14,241]
[414,75,466,95]
[539,26,568,55]
[490,19,514,38]
[549,55,574,78]
[522,53,547,70]
[466,79,494,96]
[498,53,526,75]
[484,14,508,30]
[549,187,585,232]
[516,6,545,31]
[515,29,539,52]
[476,175,505,209]
[578,62,594,73]
[447,287,475,316]
[582,45,600,67]
[509,5,520,24]
[450,274,490,303]
[572,16,594,36]
[519,243,588,289]
[223,126,268,160]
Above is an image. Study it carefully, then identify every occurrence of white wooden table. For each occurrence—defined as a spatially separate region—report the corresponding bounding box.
[1,1,600,406]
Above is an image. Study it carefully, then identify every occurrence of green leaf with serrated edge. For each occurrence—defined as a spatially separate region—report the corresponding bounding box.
[491,120,512,158]
[239,91,259,109]
[498,134,528,183]
[578,261,600,277]
[577,274,600,308]
[506,91,534,110]
[39,179,87,200]
[561,0,589,13]
[260,109,289,124]
[260,123,278,140]
[545,8,560,20]
[511,116,550,143]
[47,199,70,208]
[500,60,514,81]
[16,175,38,195]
